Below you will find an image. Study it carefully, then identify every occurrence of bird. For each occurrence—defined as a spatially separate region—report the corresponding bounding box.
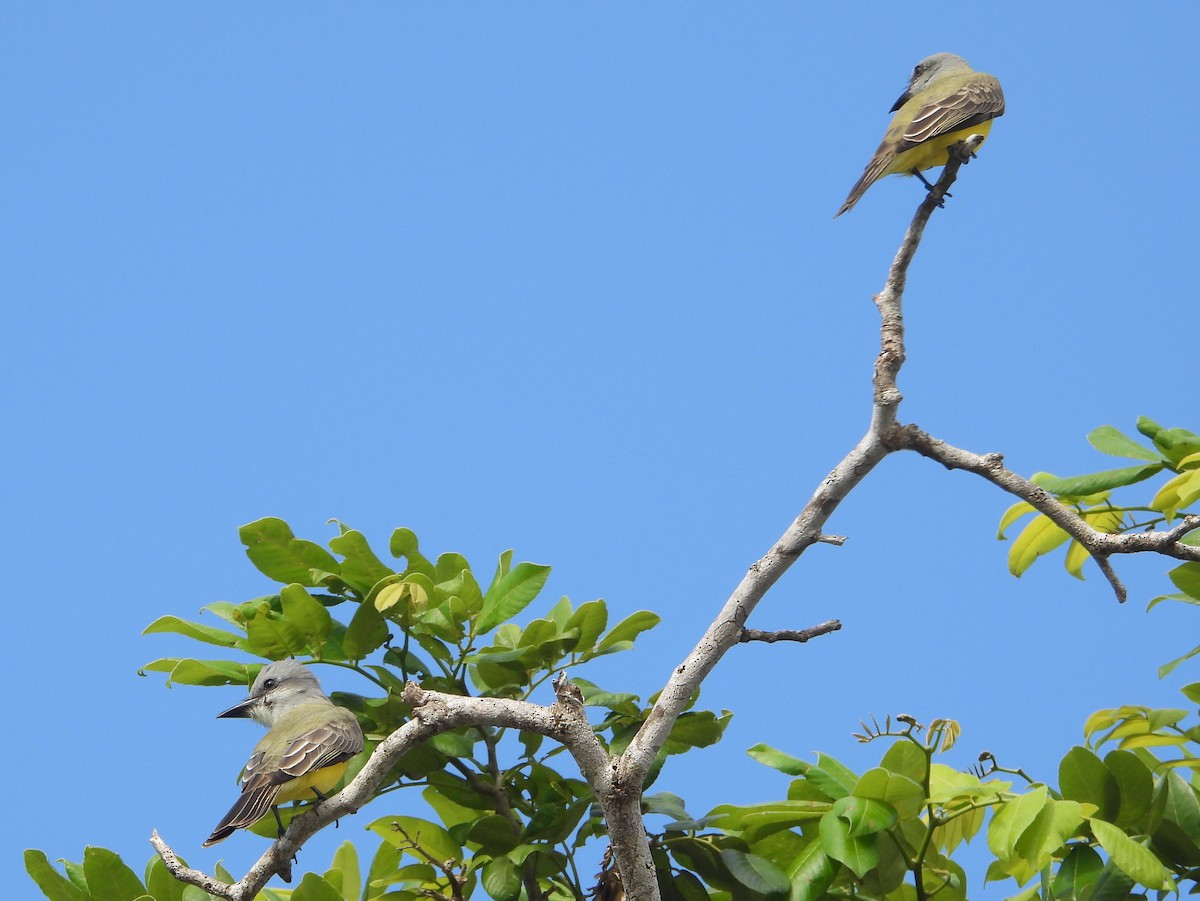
[203,658,364,846]
[836,53,1005,217]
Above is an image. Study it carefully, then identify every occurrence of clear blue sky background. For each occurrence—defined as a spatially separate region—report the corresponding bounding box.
[5,5,1198,898]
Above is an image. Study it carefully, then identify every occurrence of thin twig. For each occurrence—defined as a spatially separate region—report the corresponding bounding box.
[739,620,843,644]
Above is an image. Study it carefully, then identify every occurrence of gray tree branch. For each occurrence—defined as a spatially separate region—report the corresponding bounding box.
[152,134,1197,901]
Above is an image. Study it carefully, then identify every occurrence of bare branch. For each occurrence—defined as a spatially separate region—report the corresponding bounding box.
[150,831,241,898]
[885,424,1200,601]
[816,534,848,546]
[739,620,842,644]
[615,147,983,792]
[150,133,1196,901]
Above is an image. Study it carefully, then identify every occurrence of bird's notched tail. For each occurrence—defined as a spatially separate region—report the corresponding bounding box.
[835,52,1005,217]
[202,659,364,846]
[203,779,282,847]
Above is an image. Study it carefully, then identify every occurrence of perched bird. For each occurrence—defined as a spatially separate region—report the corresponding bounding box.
[203,659,364,846]
[836,53,1005,216]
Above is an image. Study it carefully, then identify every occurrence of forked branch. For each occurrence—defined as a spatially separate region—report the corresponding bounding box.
[153,136,1195,901]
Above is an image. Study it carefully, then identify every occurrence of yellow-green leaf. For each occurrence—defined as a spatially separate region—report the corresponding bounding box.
[1089,818,1173,890]
[998,501,1036,539]
[1008,515,1071,576]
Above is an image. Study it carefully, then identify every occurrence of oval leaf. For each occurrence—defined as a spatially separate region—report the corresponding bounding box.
[1090,817,1173,890]
[719,849,790,896]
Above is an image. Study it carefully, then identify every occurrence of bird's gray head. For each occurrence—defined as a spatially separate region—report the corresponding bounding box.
[909,53,971,89]
[891,53,973,111]
[217,658,331,727]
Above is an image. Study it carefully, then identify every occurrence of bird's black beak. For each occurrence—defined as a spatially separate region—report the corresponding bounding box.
[216,695,258,719]
[890,90,912,113]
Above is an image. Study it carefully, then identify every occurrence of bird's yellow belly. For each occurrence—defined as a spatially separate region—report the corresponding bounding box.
[888,120,994,175]
[273,761,349,805]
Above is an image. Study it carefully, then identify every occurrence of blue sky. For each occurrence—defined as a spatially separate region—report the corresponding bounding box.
[5,4,1199,898]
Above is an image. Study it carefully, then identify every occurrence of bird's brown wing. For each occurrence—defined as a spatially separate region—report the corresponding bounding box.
[273,713,364,779]
[897,76,1005,152]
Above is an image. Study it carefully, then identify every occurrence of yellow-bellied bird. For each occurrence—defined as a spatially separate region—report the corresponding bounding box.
[203,659,364,846]
[836,53,1005,216]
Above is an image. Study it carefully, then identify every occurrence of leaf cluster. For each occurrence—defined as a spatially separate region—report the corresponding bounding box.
[630,695,1200,901]
[125,518,724,900]
[999,417,1200,587]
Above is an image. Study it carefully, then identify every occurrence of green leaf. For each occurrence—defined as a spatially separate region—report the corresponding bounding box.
[83,846,146,901]
[239,517,340,585]
[324,841,360,901]
[719,849,790,896]
[1150,818,1200,869]
[997,501,1036,539]
[664,711,730,753]
[671,871,709,901]
[1151,469,1200,518]
[476,561,551,635]
[935,805,986,854]
[481,857,521,901]
[524,798,591,844]
[428,730,476,758]
[706,800,830,836]
[291,872,345,901]
[1182,681,1200,704]
[1053,844,1104,900]
[595,610,661,655]
[829,795,898,836]
[818,809,878,877]
[244,609,307,658]
[1031,464,1162,496]
[435,562,485,614]
[1158,770,1200,833]
[1089,857,1135,901]
[1013,799,1086,873]
[23,850,88,901]
[644,792,691,821]
[343,600,389,660]
[1059,746,1119,821]
[139,657,254,686]
[1158,643,1200,678]
[1089,425,1164,462]
[328,529,395,594]
[363,841,401,901]
[879,740,927,784]
[280,584,334,653]
[1169,562,1200,601]
[988,786,1047,859]
[390,527,435,577]
[144,857,187,901]
[747,744,809,776]
[785,842,837,901]
[1008,514,1071,576]
[1146,423,1200,467]
[1104,750,1154,831]
[466,815,522,855]
[1147,591,1200,611]
[1090,817,1173,890]
[806,754,858,800]
[142,615,244,648]
[853,767,925,820]
[566,599,608,655]
[367,816,461,864]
